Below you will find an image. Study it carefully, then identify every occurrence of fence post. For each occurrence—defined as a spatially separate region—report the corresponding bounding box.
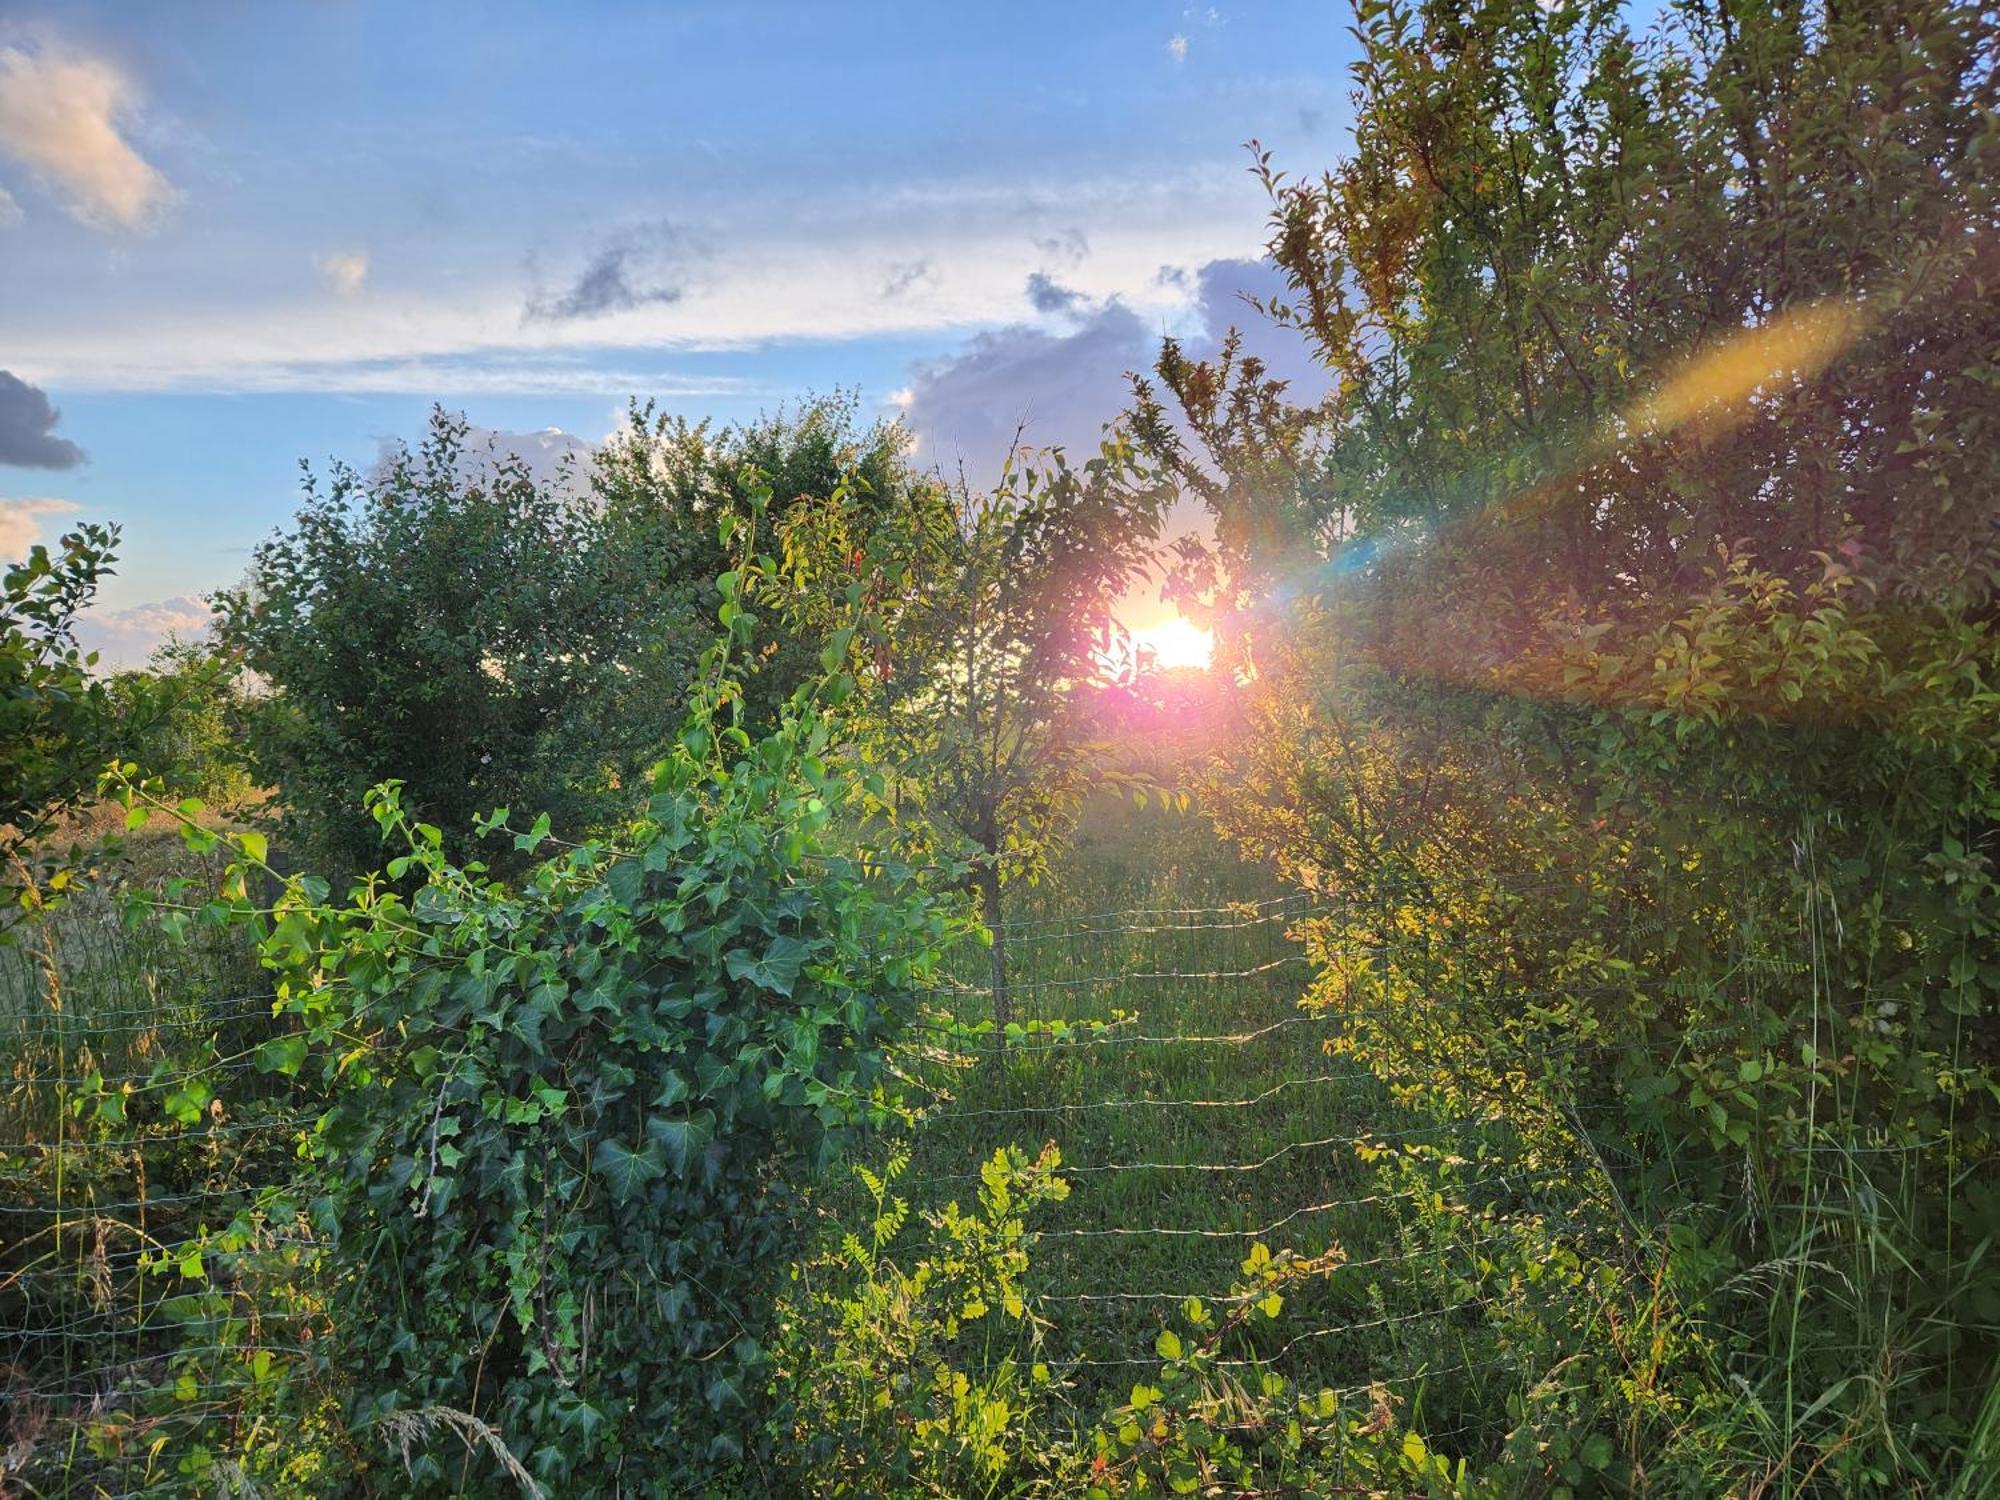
[980,864,1009,1029]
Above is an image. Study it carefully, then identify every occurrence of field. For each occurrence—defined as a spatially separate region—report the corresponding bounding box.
[0,827,313,1496]
[839,797,1584,1453]
[2,798,1591,1488]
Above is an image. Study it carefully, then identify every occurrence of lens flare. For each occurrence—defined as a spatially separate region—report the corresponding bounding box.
[1130,616,1214,671]
[1630,297,1869,439]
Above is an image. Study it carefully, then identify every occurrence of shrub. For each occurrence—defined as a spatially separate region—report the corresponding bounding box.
[1,522,117,919]
[772,1144,1525,1497]
[213,409,700,877]
[164,493,969,1494]
[772,1144,1069,1496]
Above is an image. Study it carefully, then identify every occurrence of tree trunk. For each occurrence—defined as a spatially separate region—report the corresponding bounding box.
[979,862,1009,1029]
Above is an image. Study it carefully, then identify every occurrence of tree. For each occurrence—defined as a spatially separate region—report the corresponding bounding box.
[102,637,256,809]
[0,522,117,922]
[591,390,926,733]
[214,409,700,875]
[1124,0,1999,1485]
[786,436,1172,1021]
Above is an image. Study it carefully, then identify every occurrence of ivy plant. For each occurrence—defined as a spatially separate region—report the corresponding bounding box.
[127,483,968,1494]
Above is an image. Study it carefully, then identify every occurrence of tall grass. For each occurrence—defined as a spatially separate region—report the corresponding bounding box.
[869,799,1610,1459]
[0,835,304,1495]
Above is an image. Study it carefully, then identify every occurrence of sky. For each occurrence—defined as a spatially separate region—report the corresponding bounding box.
[0,1,1354,665]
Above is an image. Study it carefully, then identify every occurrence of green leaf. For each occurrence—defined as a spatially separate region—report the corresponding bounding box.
[255,1034,309,1077]
[647,1112,715,1178]
[163,1083,211,1126]
[593,1136,666,1204]
[607,857,644,908]
[725,934,809,998]
[1155,1328,1183,1360]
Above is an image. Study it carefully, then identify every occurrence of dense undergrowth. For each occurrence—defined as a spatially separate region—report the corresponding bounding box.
[5,0,1997,1491]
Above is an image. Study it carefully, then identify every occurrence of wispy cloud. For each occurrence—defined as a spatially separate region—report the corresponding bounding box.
[0,40,176,230]
[7,168,1261,392]
[0,495,80,558]
[1025,272,1084,315]
[0,185,19,227]
[47,354,756,399]
[881,258,935,298]
[0,370,86,469]
[1167,34,1189,62]
[1034,227,1091,266]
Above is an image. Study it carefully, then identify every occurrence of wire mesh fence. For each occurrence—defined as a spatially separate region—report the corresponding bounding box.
[2,870,1958,1491]
[0,885,314,1495]
[868,887,1635,1439]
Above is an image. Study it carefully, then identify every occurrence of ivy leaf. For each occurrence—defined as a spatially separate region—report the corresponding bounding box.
[725,934,809,998]
[647,1111,716,1178]
[607,857,645,909]
[163,1082,211,1126]
[593,1135,666,1204]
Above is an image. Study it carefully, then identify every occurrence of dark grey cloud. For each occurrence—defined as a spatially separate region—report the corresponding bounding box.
[903,258,1330,492]
[1025,272,1084,316]
[526,223,697,321]
[881,258,935,298]
[1187,258,1328,393]
[904,301,1153,486]
[0,370,86,469]
[1034,227,1090,266]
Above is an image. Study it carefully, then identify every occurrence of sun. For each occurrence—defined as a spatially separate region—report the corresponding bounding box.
[1130,616,1214,672]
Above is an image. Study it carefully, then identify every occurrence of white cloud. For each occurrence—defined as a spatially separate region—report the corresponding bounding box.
[0,41,176,230]
[74,594,210,669]
[0,185,20,227]
[0,495,80,558]
[318,249,369,296]
[1,167,1261,392]
[1167,34,1190,61]
[902,257,1327,491]
[374,422,599,500]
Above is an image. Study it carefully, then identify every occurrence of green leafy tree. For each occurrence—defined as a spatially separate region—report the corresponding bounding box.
[214,409,700,875]
[785,437,1172,1021]
[592,390,925,733]
[1,522,117,923]
[1128,0,2000,1486]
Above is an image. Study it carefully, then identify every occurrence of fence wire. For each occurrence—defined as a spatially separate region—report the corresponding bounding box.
[2,879,1935,1492]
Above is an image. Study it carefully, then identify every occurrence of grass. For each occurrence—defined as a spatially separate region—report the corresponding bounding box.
[864,796,1575,1450]
[0,823,300,1496]
[22,792,1929,1491]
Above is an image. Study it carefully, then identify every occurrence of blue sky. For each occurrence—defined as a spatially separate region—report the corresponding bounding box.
[0,2,1356,663]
